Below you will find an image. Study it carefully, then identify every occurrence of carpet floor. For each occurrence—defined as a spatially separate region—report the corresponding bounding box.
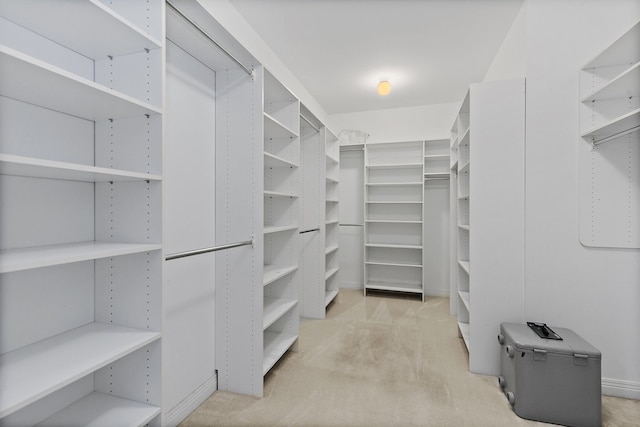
[180,289,640,427]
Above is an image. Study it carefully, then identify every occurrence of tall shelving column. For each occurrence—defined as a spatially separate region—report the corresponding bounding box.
[449,124,460,316]
[0,1,164,425]
[324,128,340,307]
[578,20,640,248]
[262,70,300,380]
[450,80,525,375]
[364,141,425,300]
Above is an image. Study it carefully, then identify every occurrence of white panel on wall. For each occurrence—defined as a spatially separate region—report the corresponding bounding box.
[339,148,364,289]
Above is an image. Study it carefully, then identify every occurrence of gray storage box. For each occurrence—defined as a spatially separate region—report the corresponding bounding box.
[498,322,601,427]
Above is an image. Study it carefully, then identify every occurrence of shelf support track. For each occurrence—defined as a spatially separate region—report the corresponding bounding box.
[165,238,254,261]
[166,0,255,79]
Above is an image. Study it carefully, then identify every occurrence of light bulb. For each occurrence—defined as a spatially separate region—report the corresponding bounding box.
[377,80,391,96]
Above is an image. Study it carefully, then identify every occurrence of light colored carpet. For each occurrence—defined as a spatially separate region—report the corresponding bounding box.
[180,290,640,426]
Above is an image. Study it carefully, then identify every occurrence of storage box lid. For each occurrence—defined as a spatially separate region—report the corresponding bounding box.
[500,323,601,358]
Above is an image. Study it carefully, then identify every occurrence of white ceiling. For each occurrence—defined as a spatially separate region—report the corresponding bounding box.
[227,0,524,115]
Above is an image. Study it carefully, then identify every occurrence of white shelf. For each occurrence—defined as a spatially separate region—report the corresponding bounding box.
[262,332,297,376]
[0,0,161,59]
[582,61,640,102]
[263,264,297,287]
[366,182,422,187]
[325,176,339,183]
[264,152,298,169]
[424,172,450,179]
[35,392,160,427]
[458,194,470,200]
[583,21,640,68]
[450,160,459,171]
[458,291,470,311]
[459,161,470,174]
[424,154,450,159]
[325,290,338,307]
[0,242,161,274]
[325,219,339,225]
[365,261,422,268]
[325,267,339,280]
[0,154,161,183]
[365,220,422,224]
[0,323,160,418]
[326,199,339,203]
[263,298,297,330]
[264,190,298,198]
[459,128,470,146]
[580,108,640,143]
[264,113,299,139]
[365,201,422,204]
[458,322,470,350]
[0,45,161,121]
[325,153,339,164]
[325,244,339,255]
[458,224,470,231]
[366,243,422,250]
[263,225,298,235]
[366,163,423,170]
[458,260,470,275]
[365,281,423,294]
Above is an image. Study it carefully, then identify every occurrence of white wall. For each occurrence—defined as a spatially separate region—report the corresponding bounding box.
[328,103,458,143]
[487,0,640,398]
[483,1,526,82]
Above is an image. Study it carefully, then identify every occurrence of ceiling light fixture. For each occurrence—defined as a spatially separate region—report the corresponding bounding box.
[377,80,391,96]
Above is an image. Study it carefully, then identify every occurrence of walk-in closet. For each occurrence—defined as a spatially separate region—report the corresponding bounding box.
[1,0,639,426]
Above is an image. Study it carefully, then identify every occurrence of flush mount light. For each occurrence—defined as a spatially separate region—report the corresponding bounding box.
[377,80,391,96]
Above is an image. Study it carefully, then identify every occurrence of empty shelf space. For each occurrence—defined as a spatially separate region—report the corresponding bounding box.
[0,46,161,121]
[34,392,160,427]
[458,260,470,274]
[582,61,640,102]
[0,323,160,418]
[325,290,338,307]
[263,225,298,235]
[0,154,161,182]
[581,108,640,143]
[263,332,297,376]
[264,152,298,169]
[0,241,161,274]
[0,0,161,59]
[366,243,422,250]
[366,163,423,170]
[263,265,297,287]
[263,298,297,330]
[264,190,298,198]
[264,113,299,139]
[325,267,339,280]
[325,244,339,255]
[366,261,422,268]
[365,281,423,294]
[458,291,470,311]
[366,182,422,187]
[458,322,470,350]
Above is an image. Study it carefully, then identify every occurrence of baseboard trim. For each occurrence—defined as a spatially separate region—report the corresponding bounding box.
[163,373,218,427]
[424,289,449,298]
[339,281,363,290]
[602,378,640,400]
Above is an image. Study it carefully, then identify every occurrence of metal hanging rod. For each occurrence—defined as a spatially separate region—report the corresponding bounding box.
[300,114,320,133]
[340,145,364,152]
[592,125,640,146]
[165,238,254,261]
[299,228,320,234]
[339,223,363,227]
[425,176,450,181]
[166,0,254,78]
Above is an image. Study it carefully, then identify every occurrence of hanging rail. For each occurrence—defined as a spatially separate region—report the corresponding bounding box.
[299,228,320,234]
[339,224,363,227]
[165,238,254,261]
[300,114,320,133]
[166,0,254,78]
[592,124,640,146]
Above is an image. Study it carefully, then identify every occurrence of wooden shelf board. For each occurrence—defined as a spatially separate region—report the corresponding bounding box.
[35,392,160,427]
[0,242,161,274]
[365,281,423,294]
[325,290,338,307]
[583,21,640,69]
[366,182,422,187]
[264,190,298,198]
[264,152,298,169]
[325,267,339,280]
[458,224,470,231]
[0,154,161,183]
[262,332,297,376]
[581,108,640,142]
[263,264,297,287]
[0,323,160,418]
[458,322,470,351]
[424,154,450,159]
[458,291,470,311]
[366,163,423,170]
[365,201,422,204]
[263,298,297,331]
[264,113,299,139]
[365,243,422,250]
[365,220,422,224]
[458,161,470,174]
[0,46,161,121]
[263,225,298,235]
[0,0,161,60]
[325,244,339,255]
[458,260,470,274]
[366,261,422,268]
[582,61,640,102]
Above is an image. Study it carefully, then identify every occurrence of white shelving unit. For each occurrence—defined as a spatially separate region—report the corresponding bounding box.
[0,1,163,425]
[261,69,300,378]
[578,20,640,248]
[449,79,525,376]
[324,128,341,308]
[423,139,450,298]
[364,141,425,300]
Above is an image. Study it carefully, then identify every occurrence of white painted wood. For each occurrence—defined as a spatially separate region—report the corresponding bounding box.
[35,392,160,427]
[0,323,159,418]
[262,332,297,376]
